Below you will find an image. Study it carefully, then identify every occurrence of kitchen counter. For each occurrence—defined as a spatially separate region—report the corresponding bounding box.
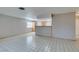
[35,26,52,36]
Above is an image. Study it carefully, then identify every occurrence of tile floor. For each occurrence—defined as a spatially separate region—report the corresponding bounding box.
[0,32,79,52]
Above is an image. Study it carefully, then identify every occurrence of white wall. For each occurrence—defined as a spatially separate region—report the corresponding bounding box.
[0,14,32,38]
[52,12,75,40]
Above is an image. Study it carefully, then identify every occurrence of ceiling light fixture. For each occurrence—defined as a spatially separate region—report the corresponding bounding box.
[18,7,25,10]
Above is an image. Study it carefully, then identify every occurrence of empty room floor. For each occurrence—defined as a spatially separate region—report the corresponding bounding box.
[0,32,79,52]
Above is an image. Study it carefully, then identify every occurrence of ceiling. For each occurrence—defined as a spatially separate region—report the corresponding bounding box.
[0,7,79,20]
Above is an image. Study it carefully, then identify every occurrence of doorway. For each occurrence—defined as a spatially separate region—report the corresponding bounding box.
[32,21,36,32]
[76,13,79,39]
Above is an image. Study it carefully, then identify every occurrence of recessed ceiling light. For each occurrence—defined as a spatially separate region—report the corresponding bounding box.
[18,7,25,10]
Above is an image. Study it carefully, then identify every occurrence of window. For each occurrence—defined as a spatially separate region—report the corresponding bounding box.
[27,22,32,28]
